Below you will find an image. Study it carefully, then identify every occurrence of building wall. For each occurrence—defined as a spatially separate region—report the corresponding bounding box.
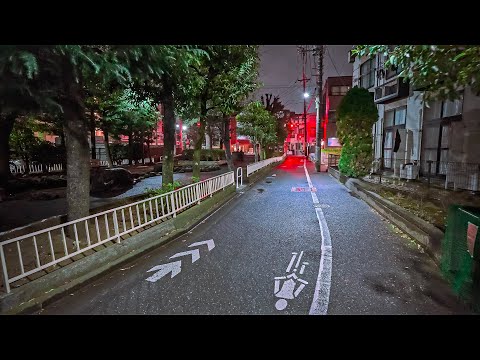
[451,87,480,163]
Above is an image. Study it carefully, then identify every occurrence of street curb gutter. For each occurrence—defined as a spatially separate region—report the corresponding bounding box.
[328,167,444,264]
[0,186,236,315]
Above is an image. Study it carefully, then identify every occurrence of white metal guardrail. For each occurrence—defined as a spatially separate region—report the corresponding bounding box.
[246,154,286,177]
[236,167,243,188]
[10,163,63,174]
[0,171,234,293]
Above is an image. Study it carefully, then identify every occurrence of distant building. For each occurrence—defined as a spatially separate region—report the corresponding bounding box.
[322,76,352,147]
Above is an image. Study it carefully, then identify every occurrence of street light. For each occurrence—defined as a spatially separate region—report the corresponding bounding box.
[176,124,179,128]
[303,92,309,98]
[182,125,187,130]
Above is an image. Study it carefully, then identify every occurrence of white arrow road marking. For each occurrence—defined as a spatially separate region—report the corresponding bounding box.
[146,261,182,283]
[189,239,215,251]
[170,249,200,263]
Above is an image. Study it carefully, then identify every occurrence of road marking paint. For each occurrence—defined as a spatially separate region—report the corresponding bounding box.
[146,261,182,282]
[300,262,308,275]
[304,161,333,315]
[274,253,309,311]
[295,251,304,269]
[286,252,298,272]
[170,249,200,263]
[189,239,215,251]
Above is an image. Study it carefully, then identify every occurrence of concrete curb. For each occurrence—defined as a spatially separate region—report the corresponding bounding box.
[328,167,444,263]
[0,186,236,315]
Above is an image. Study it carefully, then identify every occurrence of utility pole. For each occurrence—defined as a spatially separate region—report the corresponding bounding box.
[297,46,311,158]
[314,45,324,172]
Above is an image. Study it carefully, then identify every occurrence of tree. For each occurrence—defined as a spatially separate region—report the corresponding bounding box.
[336,87,378,178]
[184,45,260,177]
[261,94,288,155]
[237,101,277,161]
[353,45,480,101]
[0,45,132,221]
[127,45,207,187]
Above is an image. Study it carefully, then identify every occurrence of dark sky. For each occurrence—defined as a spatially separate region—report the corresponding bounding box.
[256,45,353,113]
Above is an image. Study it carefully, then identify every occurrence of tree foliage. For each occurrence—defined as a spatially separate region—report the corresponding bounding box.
[353,45,480,101]
[336,87,377,178]
[237,101,277,160]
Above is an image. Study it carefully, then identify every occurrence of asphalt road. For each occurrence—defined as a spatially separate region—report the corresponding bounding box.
[37,156,470,315]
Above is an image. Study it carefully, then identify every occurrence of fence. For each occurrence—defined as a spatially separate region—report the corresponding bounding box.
[0,171,234,293]
[327,154,340,168]
[246,154,286,177]
[370,157,480,192]
[9,163,63,175]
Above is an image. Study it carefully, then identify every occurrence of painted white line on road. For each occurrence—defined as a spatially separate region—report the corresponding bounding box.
[295,251,304,269]
[286,252,298,273]
[170,249,200,263]
[189,239,215,251]
[304,161,333,315]
[146,261,182,282]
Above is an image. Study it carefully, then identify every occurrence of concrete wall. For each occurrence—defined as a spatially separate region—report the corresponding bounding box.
[450,87,480,163]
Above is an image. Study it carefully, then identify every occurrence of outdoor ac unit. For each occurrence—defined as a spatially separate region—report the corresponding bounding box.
[399,164,419,180]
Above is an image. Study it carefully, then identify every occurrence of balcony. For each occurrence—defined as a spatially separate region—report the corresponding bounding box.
[374,77,409,104]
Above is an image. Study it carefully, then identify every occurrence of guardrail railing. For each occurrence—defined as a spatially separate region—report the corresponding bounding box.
[246,154,286,177]
[0,171,234,293]
[10,163,63,175]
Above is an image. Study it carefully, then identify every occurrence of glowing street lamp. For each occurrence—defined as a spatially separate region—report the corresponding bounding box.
[303,92,309,98]
[182,125,187,130]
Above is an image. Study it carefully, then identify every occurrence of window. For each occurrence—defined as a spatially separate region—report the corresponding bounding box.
[442,96,463,117]
[385,110,394,127]
[330,85,350,96]
[360,58,375,89]
[394,107,406,125]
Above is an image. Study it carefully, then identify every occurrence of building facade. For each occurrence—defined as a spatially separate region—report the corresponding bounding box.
[351,48,480,190]
[322,76,352,147]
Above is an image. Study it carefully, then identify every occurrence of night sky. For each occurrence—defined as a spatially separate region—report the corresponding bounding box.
[257,45,353,114]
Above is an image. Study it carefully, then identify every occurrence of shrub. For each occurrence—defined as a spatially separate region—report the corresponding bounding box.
[336,87,377,178]
[144,181,182,197]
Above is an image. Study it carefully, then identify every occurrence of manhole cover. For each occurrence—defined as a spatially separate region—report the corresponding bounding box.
[257,188,265,193]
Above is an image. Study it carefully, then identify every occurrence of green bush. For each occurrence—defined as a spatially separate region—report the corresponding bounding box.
[144,181,182,197]
[182,149,226,161]
[336,87,377,178]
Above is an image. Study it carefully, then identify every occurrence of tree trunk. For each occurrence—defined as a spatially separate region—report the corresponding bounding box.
[0,112,17,189]
[221,115,234,171]
[90,109,96,159]
[205,124,212,150]
[63,101,90,222]
[128,127,133,165]
[193,99,207,179]
[162,85,175,186]
[103,128,113,167]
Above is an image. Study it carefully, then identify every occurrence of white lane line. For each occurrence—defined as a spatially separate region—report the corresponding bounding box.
[303,161,333,315]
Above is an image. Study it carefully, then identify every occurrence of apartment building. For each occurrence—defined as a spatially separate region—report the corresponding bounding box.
[350,48,480,190]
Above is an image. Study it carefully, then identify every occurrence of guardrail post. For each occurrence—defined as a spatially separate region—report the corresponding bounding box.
[0,245,10,293]
[113,211,121,243]
[196,183,201,204]
[171,193,177,218]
